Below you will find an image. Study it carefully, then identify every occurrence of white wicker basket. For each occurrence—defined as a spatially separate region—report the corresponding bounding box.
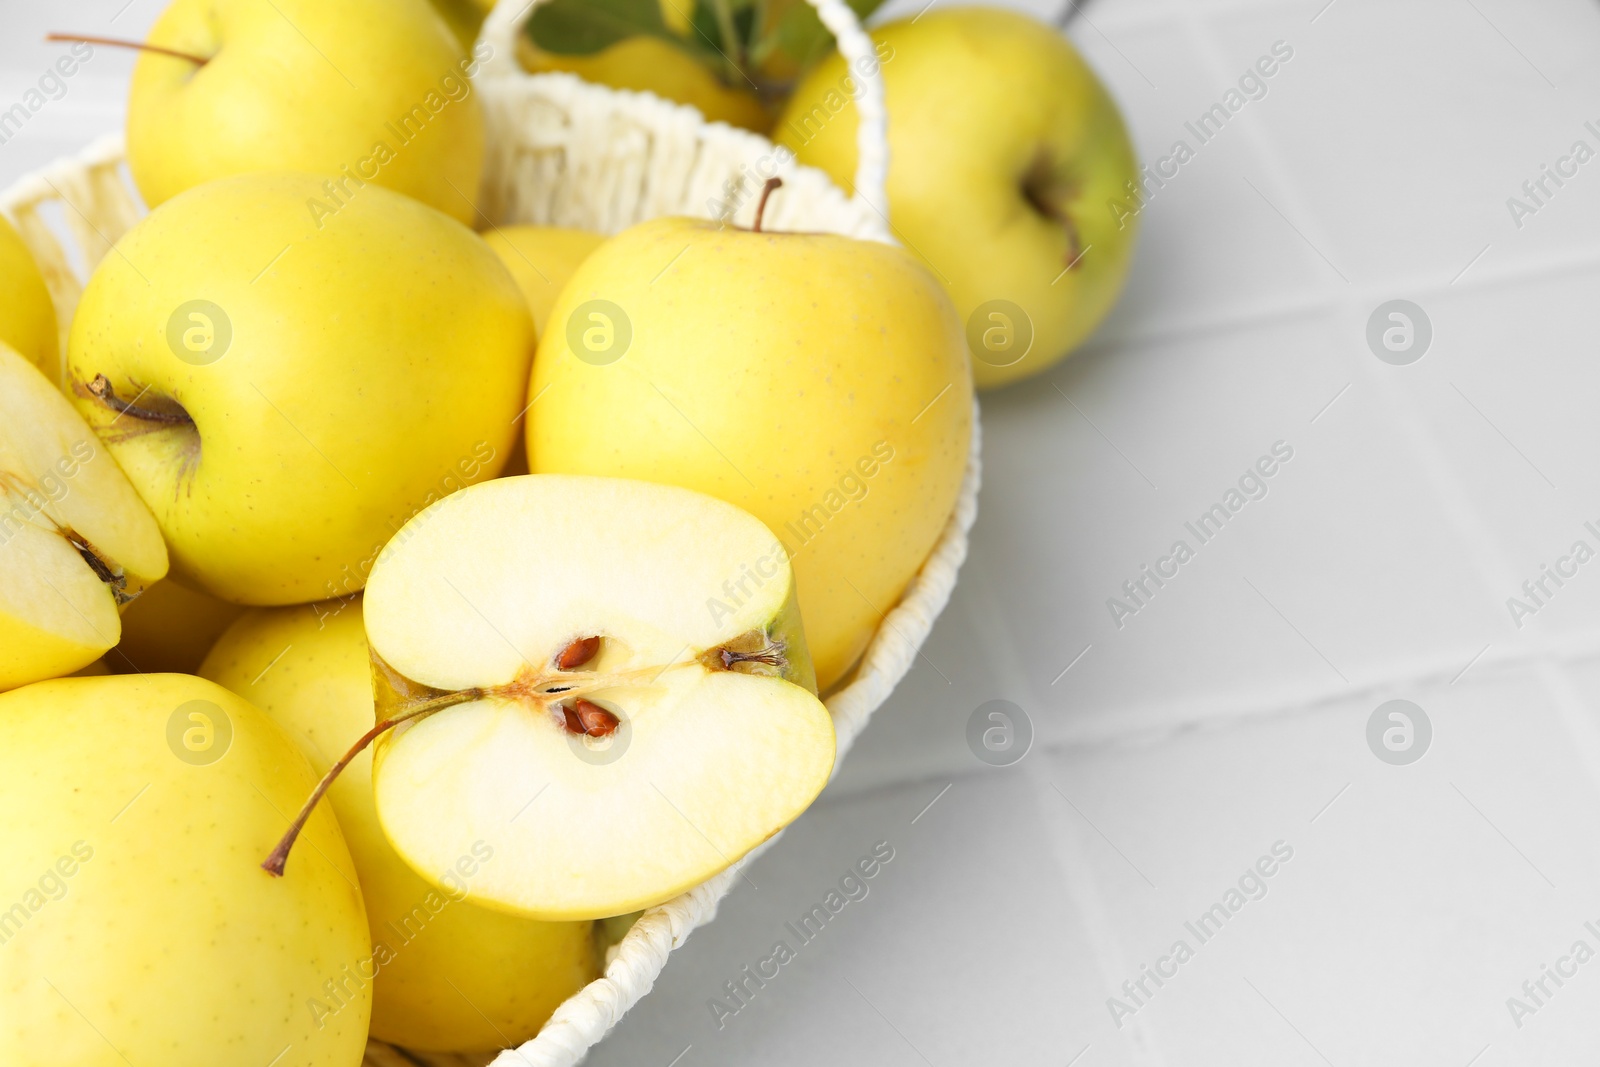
[0,0,980,1060]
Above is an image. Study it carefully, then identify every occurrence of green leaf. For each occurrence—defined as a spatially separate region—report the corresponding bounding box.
[526,0,676,56]
[765,0,887,69]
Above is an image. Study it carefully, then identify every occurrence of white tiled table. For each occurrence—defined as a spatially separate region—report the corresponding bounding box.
[9,0,1600,1063]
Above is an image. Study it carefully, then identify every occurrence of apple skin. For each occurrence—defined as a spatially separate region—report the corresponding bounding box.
[516,36,771,133]
[526,217,972,691]
[112,579,246,674]
[0,674,370,1067]
[67,172,534,606]
[202,598,600,1052]
[129,0,486,225]
[0,215,57,379]
[0,343,168,691]
[483,224,606,338]
[775,7,1140,389]
[428,0,495,52]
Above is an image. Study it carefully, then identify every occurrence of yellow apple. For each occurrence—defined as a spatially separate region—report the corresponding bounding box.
[0,343,167,691]
[0,674,369,1066]
[112,578,246,674]
[527,213,972,690]
[358,474,833,918]
[483,224,606,337]
[429,0,496,53]
[517,35,771,132]
[0,215,57,379]
[202,598,601,1051]
[776,7,1140,389]
[128,0,487,225]
[67,172,533,605]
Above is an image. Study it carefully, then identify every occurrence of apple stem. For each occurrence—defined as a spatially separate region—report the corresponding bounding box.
[60,526,132,602]
[752,177,783,234]
[82,375,193,426]
[261,689,483,877]
[45,32,210,67]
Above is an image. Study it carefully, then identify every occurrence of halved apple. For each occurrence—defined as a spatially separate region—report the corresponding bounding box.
[0,343,167,689]
[274,474,836,921]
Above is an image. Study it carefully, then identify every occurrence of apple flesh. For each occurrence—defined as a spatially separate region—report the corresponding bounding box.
[0,674,370,1066]
[354,474,834,920]
[776,7,1140,389]
[0,343,167,690]
[203,598,602,1051]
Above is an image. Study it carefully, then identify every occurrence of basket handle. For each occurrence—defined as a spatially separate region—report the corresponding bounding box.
[474,0,890,221]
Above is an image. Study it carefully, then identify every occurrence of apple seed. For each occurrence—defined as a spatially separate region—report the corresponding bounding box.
[556,635,601,670]
[571,698,619,737]
[558,699,618,737]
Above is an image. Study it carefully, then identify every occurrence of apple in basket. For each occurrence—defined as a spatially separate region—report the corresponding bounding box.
[65,171,533,606]
[778,6,1142,390]
[0,215,58,378]
[527,180,974,691]
[203,599,601,1050]
[121,0,487,224]
[0,342,168,688]
[263,475,838,922]
[0,674,371,1065]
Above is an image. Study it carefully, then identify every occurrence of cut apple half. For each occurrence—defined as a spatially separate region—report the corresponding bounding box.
[336,475,832,920]
[0,343,167,688]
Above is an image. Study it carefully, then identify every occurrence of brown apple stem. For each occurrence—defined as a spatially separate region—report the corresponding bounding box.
[752,177,783,233]
[261,689,484,877]
[1062,223,1084,271]
[45,32,209,66]
[83,375,193,426]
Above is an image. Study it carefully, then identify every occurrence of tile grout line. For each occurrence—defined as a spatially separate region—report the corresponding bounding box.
[1529,663,1600,807]
[1032,629,1600,756]
[1177,0,1563,712]
[957,546,1173,1067]
[1079,239,1600,362]
[824,627,1600,805]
